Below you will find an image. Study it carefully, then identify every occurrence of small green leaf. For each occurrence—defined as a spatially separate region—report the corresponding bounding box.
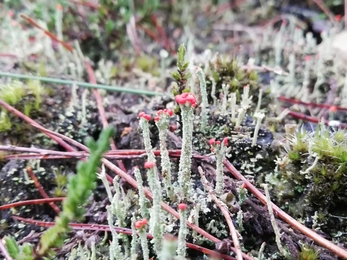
[4,236,20,258]
[172,72,180,81]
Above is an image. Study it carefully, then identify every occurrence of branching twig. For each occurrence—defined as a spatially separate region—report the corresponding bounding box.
[198,166,243,260]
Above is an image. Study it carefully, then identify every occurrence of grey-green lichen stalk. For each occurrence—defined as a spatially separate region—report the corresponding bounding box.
[138,112,163,255]
[176,203,188,257]
[144,160,163,255]
[134,166,149,219]
[154,109,175,199]
[175,93,197,201]
[209,138,229,195]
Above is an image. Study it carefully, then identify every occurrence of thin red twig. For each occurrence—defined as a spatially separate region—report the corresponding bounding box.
[12,216,236,260]
[0,53,17,58]
[286,109,347,129]
[0,145,208,161]
[198,167,243,260]
[150,14,172,52]
[0,99,114,184]
[0,100,75,152]
[26,167,61,214]
[0,198,65,210]
[278,96,347,111]
[223,160,347,259]
[137,23,175,54]
[20,14,73,52]
[310,0,336,24]
[69,0,99,9]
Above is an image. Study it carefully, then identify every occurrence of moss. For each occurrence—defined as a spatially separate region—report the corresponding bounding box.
[205,54,260,103]
[135,54,159,76]
[271,127,347,226]
[299,245,319,260]
[0,79,47,132]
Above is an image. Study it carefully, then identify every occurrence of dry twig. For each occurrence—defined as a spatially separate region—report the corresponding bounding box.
[198,166,243,260]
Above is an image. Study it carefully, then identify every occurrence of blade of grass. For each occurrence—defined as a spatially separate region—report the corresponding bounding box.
[0,72,162,96]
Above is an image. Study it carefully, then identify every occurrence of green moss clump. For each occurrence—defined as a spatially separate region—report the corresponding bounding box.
[268,125,347,220]
[135,54,159,76]
[206,54,260,103]
[299,245,319,260]
[0,79,47,132]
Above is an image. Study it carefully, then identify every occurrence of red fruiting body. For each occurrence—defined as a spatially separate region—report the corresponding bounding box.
[138,112,151,121]
[156,109,174,118]
[144,161,156,169]
[135,218,148,229]
[8,10,14,17]
[209,138,216,145]
[335,14,342,21]
[154,116,160,122]
[178,203,187,211]
[329,106,338,113]
[175,93,197,108]
[215,140,221,145]
[138,112,145,117]
[157,109,164,115]
[304,55,311,61]
[223,137,228,146]
[169,124,178,132]
[166,109,174,116]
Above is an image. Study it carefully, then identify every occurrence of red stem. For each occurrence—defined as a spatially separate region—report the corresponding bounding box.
[0,198,65,210]
[26,167,61,214]
[69,0,99,9]
[20,14,73,52]
[287,109,347,129]
[150,14,172,52]
[278,96,347,111]
[0,99,114,184]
